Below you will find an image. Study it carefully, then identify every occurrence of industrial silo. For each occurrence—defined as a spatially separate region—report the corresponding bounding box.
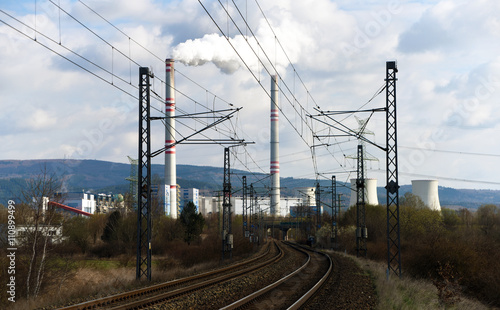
[411,180,441,211]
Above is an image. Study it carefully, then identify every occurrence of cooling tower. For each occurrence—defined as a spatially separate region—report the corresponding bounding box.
[411,180,441,211]
[349,178,379,206]
[294,187,316,206]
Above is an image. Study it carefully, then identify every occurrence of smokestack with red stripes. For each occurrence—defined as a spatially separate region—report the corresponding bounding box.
[270,75,280,215]
[165,59,177,218]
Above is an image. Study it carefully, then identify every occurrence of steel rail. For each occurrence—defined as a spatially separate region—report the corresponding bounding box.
[220,241,332,310]
[108,242,284,310]
[286,244,333,310]
[60,242,279,310]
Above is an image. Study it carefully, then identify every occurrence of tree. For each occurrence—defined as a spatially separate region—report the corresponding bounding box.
[64,216,90,254]
[20,167,63,299]
[476,204,499,235]
[399,193,443,242]
[441,208,460,230]
[178,202,205,245]
[101,210,121,243]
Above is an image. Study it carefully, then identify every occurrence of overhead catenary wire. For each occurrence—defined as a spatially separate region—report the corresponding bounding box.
[67,0,354,182]
[2,1,270,179]
[10,1,486,190]
[210,0,374,180]
[80,0,266,175]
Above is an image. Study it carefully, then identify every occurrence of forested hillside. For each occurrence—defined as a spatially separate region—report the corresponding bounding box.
[1,159,500,209]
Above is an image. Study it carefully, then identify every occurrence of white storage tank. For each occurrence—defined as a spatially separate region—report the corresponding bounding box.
[349,178,379,206]
[411,180,441,211]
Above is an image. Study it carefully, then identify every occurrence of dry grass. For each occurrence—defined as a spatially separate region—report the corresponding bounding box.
[10,241,267,310]
[10,266,136,310]
[347,254,493,310]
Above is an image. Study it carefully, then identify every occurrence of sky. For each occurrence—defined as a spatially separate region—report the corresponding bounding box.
[1,0,500,190]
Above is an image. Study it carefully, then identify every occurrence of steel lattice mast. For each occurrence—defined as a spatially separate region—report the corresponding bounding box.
[356,144,367,257]
[222,147,233,260]
[137,67,152,280]
[315,182,321,229]
[385,61,401,278]
[332,175,337,249]
[242,176,248,237]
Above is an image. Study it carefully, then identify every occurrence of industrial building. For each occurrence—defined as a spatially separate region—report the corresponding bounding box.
[64,192,97,214]
[181,188,200,211]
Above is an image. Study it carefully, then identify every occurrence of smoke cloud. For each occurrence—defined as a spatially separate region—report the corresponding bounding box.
[172,17,311,75]
[173,33,252,74]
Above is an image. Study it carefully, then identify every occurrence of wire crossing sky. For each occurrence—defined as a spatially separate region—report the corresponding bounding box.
[1,0,500,190]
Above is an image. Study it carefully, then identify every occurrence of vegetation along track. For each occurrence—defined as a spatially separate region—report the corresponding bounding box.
[59,241,280,310]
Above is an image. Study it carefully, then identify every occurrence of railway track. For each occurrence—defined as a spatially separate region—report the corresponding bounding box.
[221,242,332,310]
[58,241,333,310]
[58,241,280,310]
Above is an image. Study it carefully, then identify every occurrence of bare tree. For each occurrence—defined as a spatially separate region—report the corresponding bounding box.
[20,166,63,299]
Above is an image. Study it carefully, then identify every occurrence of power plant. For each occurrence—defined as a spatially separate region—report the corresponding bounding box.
[411,180,441,211]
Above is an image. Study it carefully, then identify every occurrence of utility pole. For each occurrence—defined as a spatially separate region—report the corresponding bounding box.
[338,193,343,249]
[137,67,152,281]
[386,60,401,278]
[222,147,233,260]
[356,144,367,257]
[332,175,337,249]
[315,182,321,229]
[242,176,248,237]
[249,184,254,242]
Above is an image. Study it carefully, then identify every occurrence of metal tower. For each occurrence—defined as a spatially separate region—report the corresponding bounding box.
[332,175,337,248]
[385,61,401,278]
[315,182,321,229]
[222,147,233,260]
[345,116,379,180]
[242,176,248,237]
[137,67,152,280]
[126,156,138,210]
[356,144,367,257]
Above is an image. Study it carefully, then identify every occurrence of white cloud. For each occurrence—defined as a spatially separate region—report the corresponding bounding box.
[2,0,500,190]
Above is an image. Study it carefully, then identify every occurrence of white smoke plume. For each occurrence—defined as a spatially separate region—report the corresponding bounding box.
[173,33,255,74]
[172,17,311,75]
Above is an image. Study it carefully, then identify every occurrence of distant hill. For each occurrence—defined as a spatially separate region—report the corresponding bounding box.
[1,159,499,209]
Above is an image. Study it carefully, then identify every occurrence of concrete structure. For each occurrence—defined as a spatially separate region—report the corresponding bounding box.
[165,58,177,218]
[349,178,379,206]
[8,225,64,246]
[181,188,200,212]
[412,180,441,211]
[199,196,221,215]
[230,196,303,217]
[270,75,280,216]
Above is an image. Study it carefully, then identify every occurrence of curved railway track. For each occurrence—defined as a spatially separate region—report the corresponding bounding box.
[58,241,333,310]
[59,241,280,310]
[221,242,332,310]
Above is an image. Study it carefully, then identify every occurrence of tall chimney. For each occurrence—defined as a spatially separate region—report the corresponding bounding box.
[270,75,280,215]
[165,59,177,218]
